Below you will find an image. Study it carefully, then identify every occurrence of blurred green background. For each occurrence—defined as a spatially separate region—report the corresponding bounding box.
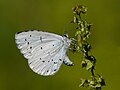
[0,0,120,90]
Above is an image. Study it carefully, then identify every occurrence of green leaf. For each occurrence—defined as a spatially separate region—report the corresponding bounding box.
[81,60,87,68]
[85,59,93,70]
[79,78,86,87]
[79,78,89,87]
[75,31,81,36]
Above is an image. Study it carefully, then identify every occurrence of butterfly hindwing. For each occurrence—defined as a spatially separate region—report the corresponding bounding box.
[28,41,66,76]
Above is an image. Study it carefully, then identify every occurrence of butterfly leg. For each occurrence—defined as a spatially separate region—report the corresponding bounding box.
[63,56,74,66]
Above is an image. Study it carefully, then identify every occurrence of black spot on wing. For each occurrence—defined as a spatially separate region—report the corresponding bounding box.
[41,47,42,49]
[59,59,62,61]
[27,42,29,45]
[54,69,57,71]
[54,62,57,64]
[42,61,45,62]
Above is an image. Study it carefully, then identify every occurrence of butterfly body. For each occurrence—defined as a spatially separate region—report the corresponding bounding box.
[15,30,73,76]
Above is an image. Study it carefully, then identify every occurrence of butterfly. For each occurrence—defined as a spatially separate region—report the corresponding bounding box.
[15,30,73,76]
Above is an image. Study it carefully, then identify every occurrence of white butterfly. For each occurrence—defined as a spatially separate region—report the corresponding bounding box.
[15,30,73,76]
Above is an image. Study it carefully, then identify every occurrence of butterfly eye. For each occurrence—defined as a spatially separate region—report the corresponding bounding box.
[63,34,68,38]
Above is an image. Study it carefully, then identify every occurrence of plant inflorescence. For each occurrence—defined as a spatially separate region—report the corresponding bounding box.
[70,4,105,90]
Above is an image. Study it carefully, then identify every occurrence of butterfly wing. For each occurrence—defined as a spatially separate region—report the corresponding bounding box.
[15,30,63,59]
[15,30,70,76]
[29,45,67,76]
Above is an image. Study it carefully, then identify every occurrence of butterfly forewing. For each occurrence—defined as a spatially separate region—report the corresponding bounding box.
[15,31,62,59]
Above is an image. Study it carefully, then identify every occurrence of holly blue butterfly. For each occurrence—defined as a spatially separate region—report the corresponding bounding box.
[15,30,73,76]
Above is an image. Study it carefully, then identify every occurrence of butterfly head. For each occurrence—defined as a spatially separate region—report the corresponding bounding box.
[62,34,71,48]
[63,34,68,38]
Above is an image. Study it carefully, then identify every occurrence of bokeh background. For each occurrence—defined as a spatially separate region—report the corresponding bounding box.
[0,0,120,90]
